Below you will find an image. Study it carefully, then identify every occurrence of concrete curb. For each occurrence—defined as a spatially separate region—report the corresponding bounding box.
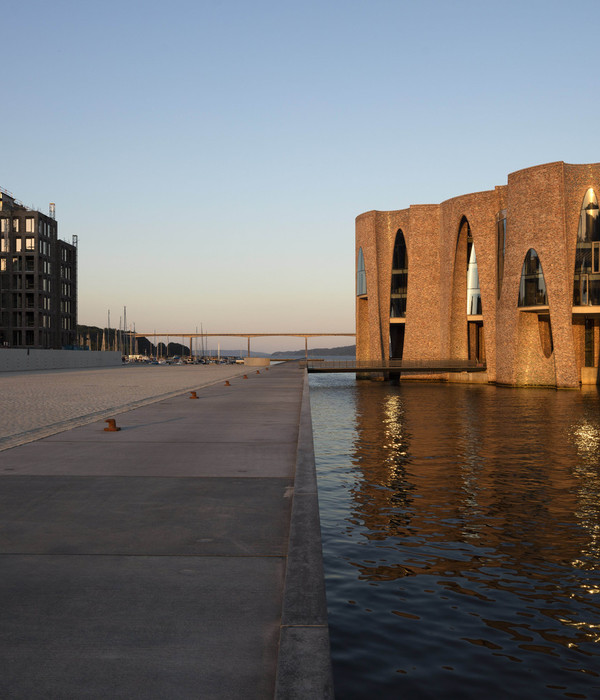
[275,370,334,698]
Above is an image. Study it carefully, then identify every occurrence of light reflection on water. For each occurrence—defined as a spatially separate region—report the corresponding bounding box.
[309,375,600,699]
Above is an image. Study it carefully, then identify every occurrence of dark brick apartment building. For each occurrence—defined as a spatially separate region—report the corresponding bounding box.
[0,189,77,348]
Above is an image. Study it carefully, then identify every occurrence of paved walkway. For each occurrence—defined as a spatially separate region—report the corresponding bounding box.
[0,362,332,698]
[0,364,248,451]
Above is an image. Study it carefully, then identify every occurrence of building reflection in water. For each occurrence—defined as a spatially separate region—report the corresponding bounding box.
[312,375,600,698]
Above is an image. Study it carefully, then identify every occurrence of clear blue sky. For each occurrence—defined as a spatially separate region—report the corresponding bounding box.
[1,0,597,351]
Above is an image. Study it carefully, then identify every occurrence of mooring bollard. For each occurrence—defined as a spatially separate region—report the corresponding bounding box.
[243,375,248,379]
[225,380,231,386]
[189,391,199,399]
[104,418,121,432]
[256,370,260,374]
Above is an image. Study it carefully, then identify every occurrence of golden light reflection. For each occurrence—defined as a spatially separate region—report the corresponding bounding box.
[573,421,600,458]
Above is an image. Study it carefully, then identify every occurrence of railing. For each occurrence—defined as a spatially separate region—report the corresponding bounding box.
[302,359,486,373]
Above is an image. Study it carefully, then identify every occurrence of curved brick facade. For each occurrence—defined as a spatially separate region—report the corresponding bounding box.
[356,161,600,388]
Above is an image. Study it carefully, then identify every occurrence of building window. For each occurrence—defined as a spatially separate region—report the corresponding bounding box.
[497,210,507,298]
[1,238,8,252]
[518,249,548,307]
[12,218,19,232]
[390,229,408,318]
[357,248,367,296]
[467,225,482,315]
[15,238,22,252]
[593,241,600,274]
[584,318,595,367]
[573,188,600,306]
[0,258,5,271]
[0,219,8,233]
[25,218,34,233]
[25,237,35,250]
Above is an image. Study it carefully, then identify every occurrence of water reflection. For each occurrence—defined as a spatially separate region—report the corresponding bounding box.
[310,376,600,699]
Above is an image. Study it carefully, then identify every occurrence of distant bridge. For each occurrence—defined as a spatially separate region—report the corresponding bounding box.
[303,359,486,373]
[134,332,355,357]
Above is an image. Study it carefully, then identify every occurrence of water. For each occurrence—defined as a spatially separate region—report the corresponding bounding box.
[309,374,600,699]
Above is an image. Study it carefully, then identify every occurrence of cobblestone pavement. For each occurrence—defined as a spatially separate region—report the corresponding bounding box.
[0,364,249,451]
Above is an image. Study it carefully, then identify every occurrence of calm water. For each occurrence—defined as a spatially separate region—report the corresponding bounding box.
[309,375,600,699]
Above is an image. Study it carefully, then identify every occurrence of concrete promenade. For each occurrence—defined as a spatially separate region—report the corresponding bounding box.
[0,362,333,698]
[0,364,251,452]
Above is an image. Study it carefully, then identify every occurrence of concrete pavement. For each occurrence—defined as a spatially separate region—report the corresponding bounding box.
[0,362,333,698]
[0,364,249,452]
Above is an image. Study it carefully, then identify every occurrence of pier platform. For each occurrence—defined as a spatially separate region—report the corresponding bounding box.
[304,359,486,373]
[0,362,332,698]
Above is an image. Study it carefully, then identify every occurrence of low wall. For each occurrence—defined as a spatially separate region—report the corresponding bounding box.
[0,349,122,372]
[243,357,271,367]
[581,367,599,385]
[447,371,490,384]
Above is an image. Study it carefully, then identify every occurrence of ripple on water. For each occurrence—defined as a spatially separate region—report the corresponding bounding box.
[310,375,600,700]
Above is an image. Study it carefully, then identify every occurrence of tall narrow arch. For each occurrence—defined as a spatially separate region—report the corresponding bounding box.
[497,210,507,298]
[390,230,408,318]
[389,229,407,358]
[357,247,367,296]
[466,223,482,316]
[518,249,554,361]
[573,188,600,306]
[451,217,485,362]
[518,249,548,307]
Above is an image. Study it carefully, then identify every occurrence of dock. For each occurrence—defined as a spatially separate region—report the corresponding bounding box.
[0,362,333,698]
[303,359,486,373]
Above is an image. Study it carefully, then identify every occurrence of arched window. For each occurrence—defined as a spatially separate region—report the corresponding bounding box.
[466,225,482,315]
[390,230,408,318]
[518,249,548,307]
[357,248,367,296]
[573,188,600,306]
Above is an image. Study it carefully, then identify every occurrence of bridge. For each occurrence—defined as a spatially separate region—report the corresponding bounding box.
[302,359,486,373]
[134,332,356,358]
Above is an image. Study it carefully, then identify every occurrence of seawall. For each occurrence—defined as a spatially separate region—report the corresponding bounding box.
[0,348,122,372]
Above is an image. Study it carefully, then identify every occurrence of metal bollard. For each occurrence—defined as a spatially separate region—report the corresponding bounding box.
[225,380,231,386]
[104,418,121,432]
[189,391,199,399]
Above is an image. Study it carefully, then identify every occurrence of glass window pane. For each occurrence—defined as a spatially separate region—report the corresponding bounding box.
[518,249,548,307]
[390,230,408,318]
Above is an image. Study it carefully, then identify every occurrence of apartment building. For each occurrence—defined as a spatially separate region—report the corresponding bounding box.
[0,189,77,348]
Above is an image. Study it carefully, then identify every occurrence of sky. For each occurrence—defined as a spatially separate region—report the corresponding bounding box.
[1,0,598,352]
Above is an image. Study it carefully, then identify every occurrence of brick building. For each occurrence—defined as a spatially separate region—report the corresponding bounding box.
[0,189,77,349]
[356,161,600,387]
